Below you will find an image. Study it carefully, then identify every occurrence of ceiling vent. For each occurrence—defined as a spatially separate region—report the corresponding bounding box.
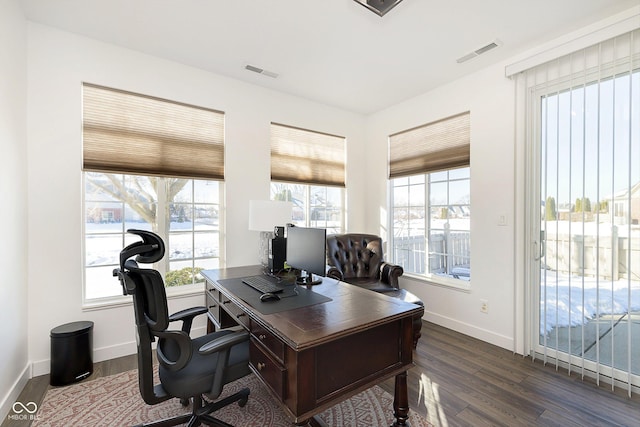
[456,40,501,64]
[244,64,279,78]
[353,0,404,17]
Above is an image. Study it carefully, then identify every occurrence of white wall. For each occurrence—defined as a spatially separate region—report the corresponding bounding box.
[0,0,29,420]
[361,6,639,354]
[365,62,518,350]
[21,5,638,386]
[25,23,367,375]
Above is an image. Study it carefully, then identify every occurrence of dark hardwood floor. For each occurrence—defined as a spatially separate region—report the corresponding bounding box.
[4,321,639,426]
[381,321,640,426]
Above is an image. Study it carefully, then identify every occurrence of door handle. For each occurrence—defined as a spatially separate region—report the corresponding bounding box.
[534,230,545,261]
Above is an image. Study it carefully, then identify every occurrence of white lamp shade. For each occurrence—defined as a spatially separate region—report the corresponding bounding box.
[248,200,293,232]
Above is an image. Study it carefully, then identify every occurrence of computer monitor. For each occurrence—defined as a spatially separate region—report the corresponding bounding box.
[286,225,326,285]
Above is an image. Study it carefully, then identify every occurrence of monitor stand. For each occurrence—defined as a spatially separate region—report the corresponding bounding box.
[296,272,322,286]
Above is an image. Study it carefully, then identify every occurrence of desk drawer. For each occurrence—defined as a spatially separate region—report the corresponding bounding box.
[206,282,242,330]
[251,323,285,362]
[222,298,250,329]
[206,290,222,328]
[206,285,223,301]
[250,339,286,400]
[206,287,219,302]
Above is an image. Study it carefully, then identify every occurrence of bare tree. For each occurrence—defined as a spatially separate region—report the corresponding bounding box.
[86,174,188,230]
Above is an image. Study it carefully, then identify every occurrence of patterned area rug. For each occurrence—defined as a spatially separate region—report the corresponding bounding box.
[32,369,431,426]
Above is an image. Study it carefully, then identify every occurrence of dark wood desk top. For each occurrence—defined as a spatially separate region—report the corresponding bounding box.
[204,265,419,426]
[203,265,423,351]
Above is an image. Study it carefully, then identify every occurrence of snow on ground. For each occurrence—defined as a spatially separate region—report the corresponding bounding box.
[541,270,640,334]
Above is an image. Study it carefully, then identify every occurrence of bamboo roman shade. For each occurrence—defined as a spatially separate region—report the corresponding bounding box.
[270,122,345,187]
[389,111,470,178]
[82,83,224,180]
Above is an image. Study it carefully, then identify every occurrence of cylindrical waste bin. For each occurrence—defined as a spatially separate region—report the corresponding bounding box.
[50,321,94,386]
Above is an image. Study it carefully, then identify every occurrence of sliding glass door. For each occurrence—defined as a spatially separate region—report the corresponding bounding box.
[523,29,639,394]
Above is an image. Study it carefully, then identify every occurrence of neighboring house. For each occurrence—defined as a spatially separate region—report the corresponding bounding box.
[608,181,640,225]
[86,206,122,223]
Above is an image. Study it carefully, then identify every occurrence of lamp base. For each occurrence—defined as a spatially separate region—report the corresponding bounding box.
[257,231,273,267]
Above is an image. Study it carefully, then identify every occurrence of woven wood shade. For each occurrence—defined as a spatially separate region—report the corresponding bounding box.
[83,83,224,180]
[270,122,345,187]
[389,112,470,178]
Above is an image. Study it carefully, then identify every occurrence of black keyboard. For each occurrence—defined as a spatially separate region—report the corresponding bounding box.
[242,275,283,294]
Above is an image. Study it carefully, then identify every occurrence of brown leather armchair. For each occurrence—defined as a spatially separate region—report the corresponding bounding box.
[326,233,404,291]
[326,233,424,348]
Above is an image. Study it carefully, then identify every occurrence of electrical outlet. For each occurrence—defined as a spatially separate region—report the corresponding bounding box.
[480,299,488,314]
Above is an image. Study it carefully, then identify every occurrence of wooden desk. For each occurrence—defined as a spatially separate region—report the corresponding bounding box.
[203,266,422,426]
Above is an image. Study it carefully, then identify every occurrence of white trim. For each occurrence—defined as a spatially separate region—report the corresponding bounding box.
[31,324,208,377]
[401,272,471,292]
[424,310,515,351]
[505,6,640,77]
[388,170,471,289]
[82,284,205,311]
[0,363,30,423]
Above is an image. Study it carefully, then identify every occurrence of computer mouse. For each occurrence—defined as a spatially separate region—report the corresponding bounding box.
[260,292,281,302]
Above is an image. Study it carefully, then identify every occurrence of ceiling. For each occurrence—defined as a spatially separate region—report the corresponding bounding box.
[20,0,638,114]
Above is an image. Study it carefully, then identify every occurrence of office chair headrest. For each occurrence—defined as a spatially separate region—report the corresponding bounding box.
[119,229,166,269]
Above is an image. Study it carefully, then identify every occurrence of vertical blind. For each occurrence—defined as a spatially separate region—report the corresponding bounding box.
[82,83,225,180]
[270,122,345,187]
[388,111,470,178]
[519,28,639,395]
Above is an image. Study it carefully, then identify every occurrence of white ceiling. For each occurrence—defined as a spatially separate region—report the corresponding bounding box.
[20,0,638,114]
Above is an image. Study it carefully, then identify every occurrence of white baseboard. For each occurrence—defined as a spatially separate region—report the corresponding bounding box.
[0,363,30,424]
[424,311,516,352]
[31,325,208,376]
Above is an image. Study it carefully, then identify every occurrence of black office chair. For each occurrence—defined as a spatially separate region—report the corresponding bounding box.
[113,229,250,427]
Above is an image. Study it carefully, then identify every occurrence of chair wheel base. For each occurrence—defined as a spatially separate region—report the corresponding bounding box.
[237,388,250,408]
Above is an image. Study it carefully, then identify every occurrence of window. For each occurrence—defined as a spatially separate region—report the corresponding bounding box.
[388,112,471,287]
[390,168,470,283]
[82,84,224,302]
[270,182,344,233]
[270,123,346,233]
[84,173,221,299]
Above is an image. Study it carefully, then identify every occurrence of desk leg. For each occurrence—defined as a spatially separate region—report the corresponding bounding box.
[392,371,410,427]
[306,416,328,427]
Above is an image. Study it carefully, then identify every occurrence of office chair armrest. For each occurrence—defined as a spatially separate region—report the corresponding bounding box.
[201,330,250,399]
[169,306,208,334]
[198,330,250,355]
[380,262,404,288]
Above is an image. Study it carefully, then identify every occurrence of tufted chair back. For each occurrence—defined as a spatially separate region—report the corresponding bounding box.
[326,234,384,281]
[326,233,422,348]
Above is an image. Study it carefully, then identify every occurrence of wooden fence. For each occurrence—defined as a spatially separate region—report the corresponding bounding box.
[544,225,640,281]
[393,231,470,276]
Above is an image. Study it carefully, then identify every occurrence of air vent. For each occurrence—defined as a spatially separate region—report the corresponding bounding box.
[456,40,501,63]
[244,64,279,78]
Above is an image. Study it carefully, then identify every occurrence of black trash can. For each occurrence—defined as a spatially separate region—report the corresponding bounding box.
[50,321,94,386]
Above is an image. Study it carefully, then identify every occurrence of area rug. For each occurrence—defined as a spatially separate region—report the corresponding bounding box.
[32,369,430,426]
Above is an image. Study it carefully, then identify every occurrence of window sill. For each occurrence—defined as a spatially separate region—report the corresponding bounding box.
[82,284,205,312]
[402,272,471,293]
